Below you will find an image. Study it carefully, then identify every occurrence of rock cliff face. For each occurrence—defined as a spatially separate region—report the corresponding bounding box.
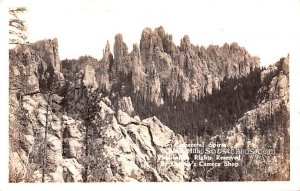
[31,38,61,72]
[9,39,190,182]
[227,57,289,180]
[189,57,289,181]
[138,27,260,101]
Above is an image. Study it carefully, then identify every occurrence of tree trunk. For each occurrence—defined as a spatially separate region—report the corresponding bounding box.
[42,92,52,182]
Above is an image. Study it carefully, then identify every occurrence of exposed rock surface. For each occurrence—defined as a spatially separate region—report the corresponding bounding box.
[31,38,61,72]
[9,39,190,182]
[9,91,190,182]
[117,96,135,115]
[62,26,260,104]
[9,40,65,95]
[83,100,190,182]
[138,27,260,101]
[201,57,290,181]
[82,65,98,88]
[9,27,289,182]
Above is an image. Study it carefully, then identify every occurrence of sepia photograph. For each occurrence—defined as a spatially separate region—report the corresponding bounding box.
[1,0,300,190]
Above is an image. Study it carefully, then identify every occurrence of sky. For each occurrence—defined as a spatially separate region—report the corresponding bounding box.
[6,0,300,66]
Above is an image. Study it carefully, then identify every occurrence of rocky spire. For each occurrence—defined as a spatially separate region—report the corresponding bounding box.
[31,38,61,72]
[180,35,192,52]
[113,33,128,60]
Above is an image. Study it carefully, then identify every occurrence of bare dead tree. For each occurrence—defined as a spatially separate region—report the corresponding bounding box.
[9,7,28,45]
[82,88,92,182]
[41,90,52,182]
[41,71,58,182]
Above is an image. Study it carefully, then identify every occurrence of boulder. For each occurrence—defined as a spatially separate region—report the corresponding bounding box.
[117,110,136,125]
[117,96,135,115]
[62,158,83,182]
[9,152,25,179]
[83,65,98,88]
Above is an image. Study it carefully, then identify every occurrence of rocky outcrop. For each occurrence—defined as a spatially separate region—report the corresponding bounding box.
[117,96,135,116]
[31,38,61,72]
[9,39,190,182]
[130,43,146,93]
[111,34,131,76]
[9,39,65,95]
[98,41,113,91]
[214,57,289,181]
[82,65,98,88]
[114,34,129,61]
[9,90,190,182]
[84,100,190,182]
[136,27,260,101]
[61,26,260,104]
[9,28,288,182]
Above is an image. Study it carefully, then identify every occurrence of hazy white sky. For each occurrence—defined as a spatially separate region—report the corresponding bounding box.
[7,0,300,66]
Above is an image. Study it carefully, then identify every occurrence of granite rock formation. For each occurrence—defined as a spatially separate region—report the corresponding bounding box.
[9,39,190,182]
[9,26,289,182]
[62,26,260,104]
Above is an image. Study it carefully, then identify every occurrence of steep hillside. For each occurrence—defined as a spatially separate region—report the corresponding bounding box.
[190,57,289,181]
